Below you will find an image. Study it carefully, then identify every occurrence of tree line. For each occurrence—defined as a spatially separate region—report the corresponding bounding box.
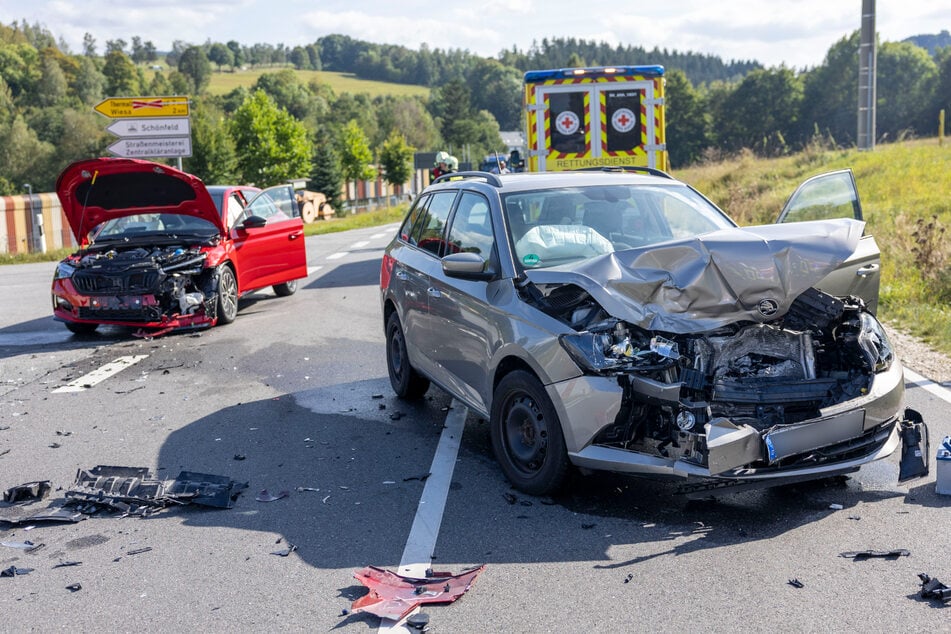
[0,19,949,208]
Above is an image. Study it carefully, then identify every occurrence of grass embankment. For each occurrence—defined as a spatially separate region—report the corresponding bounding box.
[674,138,951,356]
[303,205,407,236]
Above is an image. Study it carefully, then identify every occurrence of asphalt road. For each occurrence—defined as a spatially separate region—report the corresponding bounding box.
[0,227,949,632]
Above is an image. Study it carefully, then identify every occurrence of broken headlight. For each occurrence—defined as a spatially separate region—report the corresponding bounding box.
[54,262,76,279]
[857,312,894,373]
[560,330,624,372]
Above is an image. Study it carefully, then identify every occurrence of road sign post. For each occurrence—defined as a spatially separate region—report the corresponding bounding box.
[95,96,192,163]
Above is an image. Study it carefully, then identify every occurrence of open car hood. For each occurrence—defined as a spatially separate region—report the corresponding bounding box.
[56,158,225,244]
[527,218,865,333]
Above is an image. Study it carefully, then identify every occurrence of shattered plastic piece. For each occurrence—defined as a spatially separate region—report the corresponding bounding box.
[127,547,153,555]
[623,573,633,584]
[829,504,844,510]
[1,566,34,577]
[53,560,82,568]
[898,408,930,482]
[233,454,246,461]
[3,481,52,503]
[840,549,910,560]
[788,579,805,588]
[255,489,289,502]
[918,573,951,603]
[296,487,319,492]
[65,466,247,513]
[406,613,431,630]
[351,565,486,621]
[403,473,431,482]
[271,544,298,557]
[1,540,39,550]
[66,582,82,592]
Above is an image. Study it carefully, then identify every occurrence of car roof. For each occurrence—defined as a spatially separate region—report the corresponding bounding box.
[429,170,683,194]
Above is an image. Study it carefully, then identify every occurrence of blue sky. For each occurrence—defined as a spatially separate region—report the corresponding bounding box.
[1,0,947,70]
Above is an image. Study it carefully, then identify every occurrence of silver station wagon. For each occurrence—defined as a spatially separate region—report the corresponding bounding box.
[380,168,928,495]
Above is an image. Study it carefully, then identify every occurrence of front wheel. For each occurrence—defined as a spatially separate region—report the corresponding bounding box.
[490,370,570,495]
[385,312,430,399]
[216,265,238,325]
[273,279,298,297]
[65,321,98,335]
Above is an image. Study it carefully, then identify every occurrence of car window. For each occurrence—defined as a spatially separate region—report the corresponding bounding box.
[411,191,457,256]
[502,183,732,268]
[241,185,298,225]
[780,170,862,223]
[400,194,430,243]
[225,192,248,228]
[446,192,495,259]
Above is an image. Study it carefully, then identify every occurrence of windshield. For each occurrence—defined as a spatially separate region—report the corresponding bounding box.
[502,183,735,269]
[91,213,219,243]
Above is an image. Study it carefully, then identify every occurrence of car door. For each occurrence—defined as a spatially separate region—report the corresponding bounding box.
[392,191,458,380]
[777,169,881,313]
[230,184,307,293]
[428,191,500,413]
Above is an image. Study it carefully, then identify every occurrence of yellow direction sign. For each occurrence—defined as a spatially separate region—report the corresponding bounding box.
[94,96,190,119]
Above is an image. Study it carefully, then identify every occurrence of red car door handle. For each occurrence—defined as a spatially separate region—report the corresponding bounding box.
[289,231,303,240]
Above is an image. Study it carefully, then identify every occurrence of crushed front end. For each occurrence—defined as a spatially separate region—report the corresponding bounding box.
[538,283,919,485]
[52,245,222,330]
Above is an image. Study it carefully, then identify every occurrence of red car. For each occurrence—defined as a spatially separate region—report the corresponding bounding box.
[52,158,308,335]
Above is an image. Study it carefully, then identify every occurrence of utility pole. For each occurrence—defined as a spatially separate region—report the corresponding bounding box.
[858,0,877,150]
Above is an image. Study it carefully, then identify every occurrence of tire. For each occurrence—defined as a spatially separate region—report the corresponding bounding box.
[490,370,570,495]
[65,321,98,335]
[385,312,430,399]
[273,279,298,297]
[300,201,317,223]
[216,265,239,325]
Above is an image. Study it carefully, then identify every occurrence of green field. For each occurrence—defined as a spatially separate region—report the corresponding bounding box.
[204,66,431,98]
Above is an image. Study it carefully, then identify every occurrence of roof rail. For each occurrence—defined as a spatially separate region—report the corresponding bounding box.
[574,166,674,179]
[433,171,503,187]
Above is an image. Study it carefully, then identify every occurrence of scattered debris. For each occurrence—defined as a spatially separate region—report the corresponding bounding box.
[296,487,319,493]
[847,516,861,521]
[351,565,486,621]
[623,573,633,584]
[66,582,82,592]
[1,566,34,577]
[918,573,951,603]
[233,454,246,461]
[66,466,247,513]
[48,443,61,449]
[3,481,51,503]
[840,549,910,560]
[0,449,10,458]
[406,613,431,631]
[788,579,805,589]
[126,547,152,556]
[502,493,517,505]
[937,436,951,495]
[53,560,82,568]
[0,540,42,551]
[828,503,844,510]
[403,473,431,483]
[322,495,331,504]
[271,544,298,557]
[255,489,289,502]
[371,394,385,399]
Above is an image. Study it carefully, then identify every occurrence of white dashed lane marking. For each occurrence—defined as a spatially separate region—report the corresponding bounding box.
[53,355,149,393]
[326,252,348,260]
[350,240,370,249]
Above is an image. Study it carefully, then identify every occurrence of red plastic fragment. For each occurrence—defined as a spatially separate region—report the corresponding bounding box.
[351,565,486,621]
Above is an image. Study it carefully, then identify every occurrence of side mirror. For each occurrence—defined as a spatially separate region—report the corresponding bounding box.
[442,251,495,280]
[240,215,268,230]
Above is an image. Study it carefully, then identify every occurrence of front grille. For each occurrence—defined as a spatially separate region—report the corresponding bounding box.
[73,270,159,295]
[78,306,162,321]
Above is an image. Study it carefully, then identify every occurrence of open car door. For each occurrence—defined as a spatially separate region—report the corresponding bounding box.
[778,169,881,313]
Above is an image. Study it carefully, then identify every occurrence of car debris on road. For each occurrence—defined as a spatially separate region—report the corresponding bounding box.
[350,565,486,621]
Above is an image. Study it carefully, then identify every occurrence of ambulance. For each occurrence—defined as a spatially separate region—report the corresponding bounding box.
[522,65,667,172]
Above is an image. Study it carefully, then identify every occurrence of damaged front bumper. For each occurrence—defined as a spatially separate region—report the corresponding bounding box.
[555,359,926,486]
